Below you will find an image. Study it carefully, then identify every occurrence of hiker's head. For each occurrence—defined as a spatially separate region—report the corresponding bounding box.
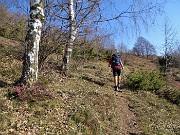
[116,51,120,55]
[112,53,120,56]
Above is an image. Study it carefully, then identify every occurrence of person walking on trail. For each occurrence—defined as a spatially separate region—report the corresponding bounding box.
[108,53,124,91]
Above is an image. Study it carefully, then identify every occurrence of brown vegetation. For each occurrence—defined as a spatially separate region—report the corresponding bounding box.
[0,36,180,134]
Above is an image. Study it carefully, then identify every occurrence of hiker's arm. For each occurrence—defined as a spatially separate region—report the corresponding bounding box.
[108,59,112,67]
[120,58,124,69]
[121,63,124,69]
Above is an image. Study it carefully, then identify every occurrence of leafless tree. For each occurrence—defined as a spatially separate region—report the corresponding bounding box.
[95,0,166,36]
[60,0,166,72]
[117,42,128,54]
[162,17,177,73]
[6,0,167,76]
[9,0,29,15]
[172,42,180,69]
[117,42,129,64]
[60,0,99,72]
[133,36,156,58]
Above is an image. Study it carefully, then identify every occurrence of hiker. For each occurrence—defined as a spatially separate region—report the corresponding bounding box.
[108,53,124,91]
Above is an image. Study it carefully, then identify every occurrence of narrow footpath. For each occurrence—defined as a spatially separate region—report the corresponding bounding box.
[114,90,140,135]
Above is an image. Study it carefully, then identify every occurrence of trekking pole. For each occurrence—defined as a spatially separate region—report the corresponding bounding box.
[121,68,125,85]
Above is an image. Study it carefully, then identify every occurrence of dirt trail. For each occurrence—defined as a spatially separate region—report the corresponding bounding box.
[114,91,140,135]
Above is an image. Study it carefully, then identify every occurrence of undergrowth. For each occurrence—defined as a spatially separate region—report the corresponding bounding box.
[8,82,55,102]
[126,71,164,91]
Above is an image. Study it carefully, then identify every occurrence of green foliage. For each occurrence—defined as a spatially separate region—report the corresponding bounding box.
[87,47,98,59]
[0,27,9,37]
[0,21,26,41]
[126,71,164,91]
[72,39,115,62]
[72,46,98,61]
[9,20,26,41]
[0,10,26,41]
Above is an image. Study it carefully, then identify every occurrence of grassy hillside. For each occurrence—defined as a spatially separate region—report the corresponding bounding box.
[0,37,180,135]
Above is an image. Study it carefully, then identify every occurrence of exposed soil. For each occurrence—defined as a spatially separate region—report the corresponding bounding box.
[168,76,180,87]
[114,90,141,135]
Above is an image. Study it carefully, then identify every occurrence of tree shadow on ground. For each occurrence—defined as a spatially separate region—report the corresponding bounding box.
[0,80,19,88]
[0,80,10,87]
[82,76,105,86]
[0,80,22,100]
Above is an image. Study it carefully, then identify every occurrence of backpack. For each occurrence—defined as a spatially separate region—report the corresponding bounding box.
[111,54,121,67]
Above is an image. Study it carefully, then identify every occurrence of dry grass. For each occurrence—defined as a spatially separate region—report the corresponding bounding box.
[0,36,180,135]
[0,53,120,134]
[126,91,180,135]
[123,54,158,73]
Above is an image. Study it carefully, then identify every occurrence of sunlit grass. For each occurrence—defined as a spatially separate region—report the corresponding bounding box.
[126,91,180,135]
[0,42,179,134]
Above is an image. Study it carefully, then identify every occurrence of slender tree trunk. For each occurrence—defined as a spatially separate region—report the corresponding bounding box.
[20,0,45,86]
[62,0,77,72]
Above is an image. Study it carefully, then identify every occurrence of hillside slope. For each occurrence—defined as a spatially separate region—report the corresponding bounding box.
[0,37,179,135]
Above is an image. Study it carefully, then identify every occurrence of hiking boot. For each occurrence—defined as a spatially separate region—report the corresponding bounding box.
[114,86,118,91]
[118,83,121,88]
[115,85,123,92]
[118,89,122,92]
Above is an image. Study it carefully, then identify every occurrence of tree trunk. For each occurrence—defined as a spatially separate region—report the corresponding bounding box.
[62,0,77,72]
[20,0,45,86]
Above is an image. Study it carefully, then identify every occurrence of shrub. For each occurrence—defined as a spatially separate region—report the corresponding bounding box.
[9,82,55,102]
[0,27,8,37]
[126,71,164,91]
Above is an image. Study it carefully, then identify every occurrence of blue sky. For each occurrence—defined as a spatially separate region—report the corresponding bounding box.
[100,0,180,55]
[6,0,180,55]
[138,0,180,55]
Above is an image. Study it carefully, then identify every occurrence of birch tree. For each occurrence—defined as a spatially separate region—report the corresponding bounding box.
[61,0,99,72]
[8,0,166,74]
[162,18,177,74]
[20,0,45,86]
[61,0,166,72]
[62,0,77,71]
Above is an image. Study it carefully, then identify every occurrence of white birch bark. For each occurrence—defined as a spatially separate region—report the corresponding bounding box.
[20,0,45,85]
[62,0,77,71]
